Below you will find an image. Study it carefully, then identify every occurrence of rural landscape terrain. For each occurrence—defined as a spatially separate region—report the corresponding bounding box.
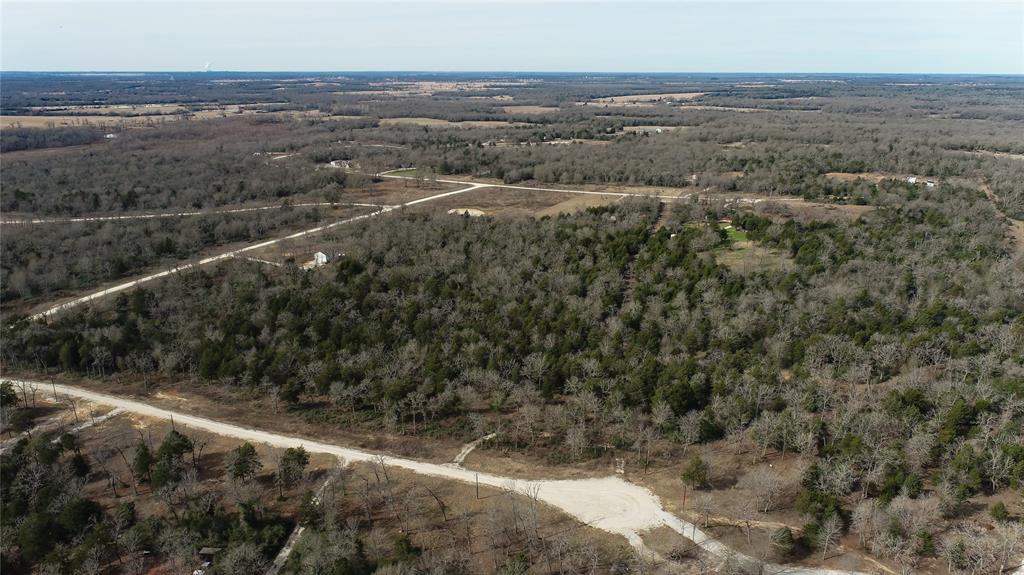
[1,71,1023,575]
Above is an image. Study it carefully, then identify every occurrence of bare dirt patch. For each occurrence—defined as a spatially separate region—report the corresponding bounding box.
[447,208,486,216]
[762,198,874,221]
[716,243,794,273]
[824,171,911,184]
[535,194,623,217]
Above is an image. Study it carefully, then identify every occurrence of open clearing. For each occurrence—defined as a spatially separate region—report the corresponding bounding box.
[825,171,905,183]
[501,105,562,114]
[413,186,621,217]
[716,242,795,273]
[622,125,688,134]
[592,92,705,104]
[756,197,874,221]
[334,177,465,206]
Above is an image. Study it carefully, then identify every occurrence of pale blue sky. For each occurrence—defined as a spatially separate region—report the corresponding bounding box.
[2,1,1021,73]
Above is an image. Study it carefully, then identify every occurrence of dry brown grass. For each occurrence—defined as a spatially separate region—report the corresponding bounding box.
[501,105,562,114]
[757,198,874,222]
[715,243,794,274]
[593,92,705,104]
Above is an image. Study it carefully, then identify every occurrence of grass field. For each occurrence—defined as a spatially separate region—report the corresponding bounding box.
[723,225,749,242]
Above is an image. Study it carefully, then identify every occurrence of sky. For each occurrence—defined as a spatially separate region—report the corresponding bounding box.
[1,1,1021,74]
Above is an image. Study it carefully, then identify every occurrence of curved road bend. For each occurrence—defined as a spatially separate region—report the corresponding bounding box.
[27,184,484,320]
[20,380,871,575]
[377,173,694,201]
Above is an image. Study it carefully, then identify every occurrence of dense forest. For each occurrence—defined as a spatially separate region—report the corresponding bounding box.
[7,179,1023,570]
[0,206,342,305]
[2,72,1023,574]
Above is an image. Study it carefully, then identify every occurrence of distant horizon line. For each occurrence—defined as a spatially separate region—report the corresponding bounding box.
[2,70,1022,77]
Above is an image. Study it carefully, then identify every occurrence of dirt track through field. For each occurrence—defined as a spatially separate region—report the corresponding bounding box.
[981,183,1024,251]
[17,380,868,575]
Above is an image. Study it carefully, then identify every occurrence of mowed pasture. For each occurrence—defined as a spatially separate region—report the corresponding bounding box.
[825,171,904,183]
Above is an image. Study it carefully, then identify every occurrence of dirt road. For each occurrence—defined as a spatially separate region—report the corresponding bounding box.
[980,183,1024,251]
[1,201,388,225]
[22,380,868,575]
[27,184,484,320]
[377,173,695,201]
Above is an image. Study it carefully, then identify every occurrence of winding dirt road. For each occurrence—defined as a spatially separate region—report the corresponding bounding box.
[377,173,695,201]
[18,379,868,575]
[21,172,705,320]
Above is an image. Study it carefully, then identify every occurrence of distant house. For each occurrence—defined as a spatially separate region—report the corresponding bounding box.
[314,251,334,266]
[104,133,118,139]
[906,176,917,184]
[925,180,937,188]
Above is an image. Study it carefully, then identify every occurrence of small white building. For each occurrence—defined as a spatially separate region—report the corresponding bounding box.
[313,251,334,266]
[925,180,937,188]
[906,176,917,184]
